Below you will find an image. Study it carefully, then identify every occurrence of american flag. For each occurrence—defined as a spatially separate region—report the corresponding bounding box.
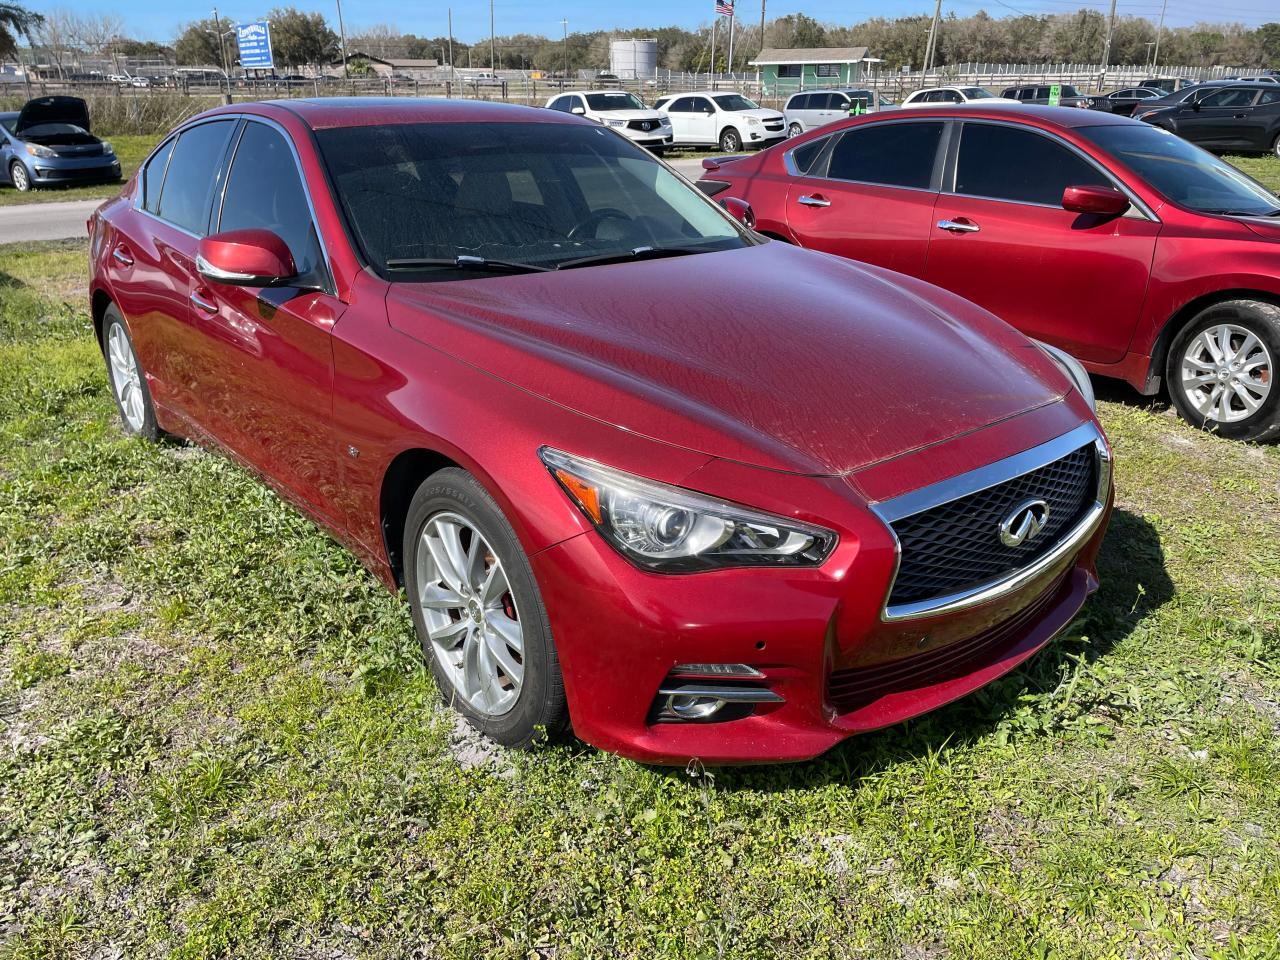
[715,0,734,15]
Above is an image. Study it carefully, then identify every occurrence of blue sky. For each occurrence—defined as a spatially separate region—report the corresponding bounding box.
[53,0,1280,43]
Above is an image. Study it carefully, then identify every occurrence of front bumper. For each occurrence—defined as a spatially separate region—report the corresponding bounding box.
[28,155,121,185]
[531,414,1112,765]
[747,128,787,145]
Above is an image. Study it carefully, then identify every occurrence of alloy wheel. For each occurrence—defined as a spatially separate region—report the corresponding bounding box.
[1180,322,1273,424]
[107,322,146,431]
[720,129,741,151]
[10,162,30,192]
[415,511,524,717]
[788,123,802,138]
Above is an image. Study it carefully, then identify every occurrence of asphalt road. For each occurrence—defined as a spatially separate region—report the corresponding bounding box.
[0,198,101,243]
[0,157,709,245]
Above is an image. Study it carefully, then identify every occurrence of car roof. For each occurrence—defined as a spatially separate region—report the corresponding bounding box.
[553,89,640,97]
[862,103,1135,128]
[225,97,578,130]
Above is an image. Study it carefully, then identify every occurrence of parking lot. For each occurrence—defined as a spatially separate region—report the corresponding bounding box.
[1,109,1278,956]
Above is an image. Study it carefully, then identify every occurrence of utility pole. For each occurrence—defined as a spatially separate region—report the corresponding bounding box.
[334,0,348,77]
[759,0,766,53]
[562,18,569,78]
[1099,0,1117,89]
[923,0,942,77]
[448,7,454,81]
[1152,0,1167,70]
[709,17,717,89]
[490,0,496,70]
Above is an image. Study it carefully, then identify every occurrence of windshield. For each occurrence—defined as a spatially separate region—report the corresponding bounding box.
[961,88,995,98]
[713,94,760,111]
[0,117,15,134]
[316,121,749,279]
[585,91,644,111]
[1080,124,1280,217]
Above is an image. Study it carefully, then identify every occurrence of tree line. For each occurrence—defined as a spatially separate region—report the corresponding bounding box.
[4,3,1278,75]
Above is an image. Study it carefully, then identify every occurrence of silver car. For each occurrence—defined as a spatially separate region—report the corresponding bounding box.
[782,89,896,137]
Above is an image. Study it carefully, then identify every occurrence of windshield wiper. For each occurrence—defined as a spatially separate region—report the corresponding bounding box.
[384,255,552,274]
[554,245,710,271]
[1202,208,1280,217]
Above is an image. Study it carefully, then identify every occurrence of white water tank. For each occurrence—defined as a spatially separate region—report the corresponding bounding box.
[610,38,658,79]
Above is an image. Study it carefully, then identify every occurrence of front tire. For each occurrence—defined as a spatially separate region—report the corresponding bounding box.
[1272,132,1280,160]
[1166,300,1279,442]
[9,161,31,192]
[102,305,160,440]
[787,122,803,138]
[403,468,569,748]
[719,127,742,152]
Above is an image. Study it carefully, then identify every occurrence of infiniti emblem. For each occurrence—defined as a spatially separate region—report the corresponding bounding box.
[999,498,1050,548]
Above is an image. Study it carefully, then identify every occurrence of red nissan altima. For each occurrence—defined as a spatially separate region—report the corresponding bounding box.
[699,106,1280,442]
[88,99,1112,764]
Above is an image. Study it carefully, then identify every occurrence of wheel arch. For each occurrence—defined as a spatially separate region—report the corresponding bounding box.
[90,287,114,350]
[379,447,464,589]
[1149,288,1280,394]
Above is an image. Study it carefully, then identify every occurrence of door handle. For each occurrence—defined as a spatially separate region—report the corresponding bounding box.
[190,289,218,314]
[112,246,133,267]
[937,219,980,234]
[797,194,831,208]
[1233,113,1247,119]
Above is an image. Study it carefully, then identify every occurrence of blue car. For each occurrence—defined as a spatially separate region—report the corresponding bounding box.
[0,96,121,192]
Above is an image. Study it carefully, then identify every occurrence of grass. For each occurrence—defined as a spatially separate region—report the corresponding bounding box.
[0,239,1278,960]
[0,136,156,208]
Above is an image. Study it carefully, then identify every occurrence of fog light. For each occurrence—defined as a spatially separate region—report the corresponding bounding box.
[667,693,725,720]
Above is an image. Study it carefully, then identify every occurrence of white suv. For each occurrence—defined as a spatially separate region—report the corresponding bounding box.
[545,91,673,151]
[901,86,1018,108]
[652,92,786,151]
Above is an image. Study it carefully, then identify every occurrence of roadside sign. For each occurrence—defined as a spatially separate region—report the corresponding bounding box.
[1048,83,1061,106]
[236,21,274,70]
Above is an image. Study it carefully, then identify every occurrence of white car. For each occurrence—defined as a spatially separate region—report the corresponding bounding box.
[781,89,898,137]
[652,91,786,152]
[901,86,1018,108]
[545,90,673,151]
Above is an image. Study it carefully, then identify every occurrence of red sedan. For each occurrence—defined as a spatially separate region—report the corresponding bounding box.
[89,99,1112,764]
[701,106,1280,442]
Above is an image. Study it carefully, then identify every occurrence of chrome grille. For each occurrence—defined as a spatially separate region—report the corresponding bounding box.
[887,444,1096,608]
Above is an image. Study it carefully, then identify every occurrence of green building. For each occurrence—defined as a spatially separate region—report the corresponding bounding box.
[751,47,873,95]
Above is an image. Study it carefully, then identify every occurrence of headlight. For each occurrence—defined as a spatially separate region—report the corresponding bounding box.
[604,118,625,127]
[27,143,56,158]
[747,116,761,125]
[1034,340,1096,412]
[101,141,115,156]
[539,447,837,572]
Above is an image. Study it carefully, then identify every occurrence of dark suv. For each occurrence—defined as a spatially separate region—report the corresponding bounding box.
[1000,84,1093,108]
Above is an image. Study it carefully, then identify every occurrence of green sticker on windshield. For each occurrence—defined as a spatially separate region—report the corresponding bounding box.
[1049,84,1061,106]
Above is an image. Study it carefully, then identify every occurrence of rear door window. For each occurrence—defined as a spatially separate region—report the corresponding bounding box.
[954,123,1107,206]
[157,120,235,234]
[1198,88,1259,108]
[141,136,175,214]
[826,121,943,189]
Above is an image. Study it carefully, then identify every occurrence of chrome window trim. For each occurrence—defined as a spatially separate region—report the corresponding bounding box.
[947,117,1159,221]
[131,116,237,235]
[870,421,1111,622]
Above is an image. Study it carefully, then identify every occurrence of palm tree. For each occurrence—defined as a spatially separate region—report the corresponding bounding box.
[0,2,44,62]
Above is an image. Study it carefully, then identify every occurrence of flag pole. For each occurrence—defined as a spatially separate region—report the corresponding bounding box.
[709,16,717,90]
[727,7,735,82]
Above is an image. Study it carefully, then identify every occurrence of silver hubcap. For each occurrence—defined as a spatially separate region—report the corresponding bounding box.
[1180,323,1272,424]
[415,511,524,717]
[12,164,28,190]
[107,322,145,431]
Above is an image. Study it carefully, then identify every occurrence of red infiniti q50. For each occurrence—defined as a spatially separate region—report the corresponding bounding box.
[89,99,1112,764]
[700,106,1280,442]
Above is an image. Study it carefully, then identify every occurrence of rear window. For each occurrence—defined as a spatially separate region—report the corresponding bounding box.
[827,122,943,189]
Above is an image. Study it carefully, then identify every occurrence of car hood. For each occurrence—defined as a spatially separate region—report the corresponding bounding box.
[597,108,664,121]
[16,95,90,134]
[738,108,784,121]
[386,243,1067,475]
